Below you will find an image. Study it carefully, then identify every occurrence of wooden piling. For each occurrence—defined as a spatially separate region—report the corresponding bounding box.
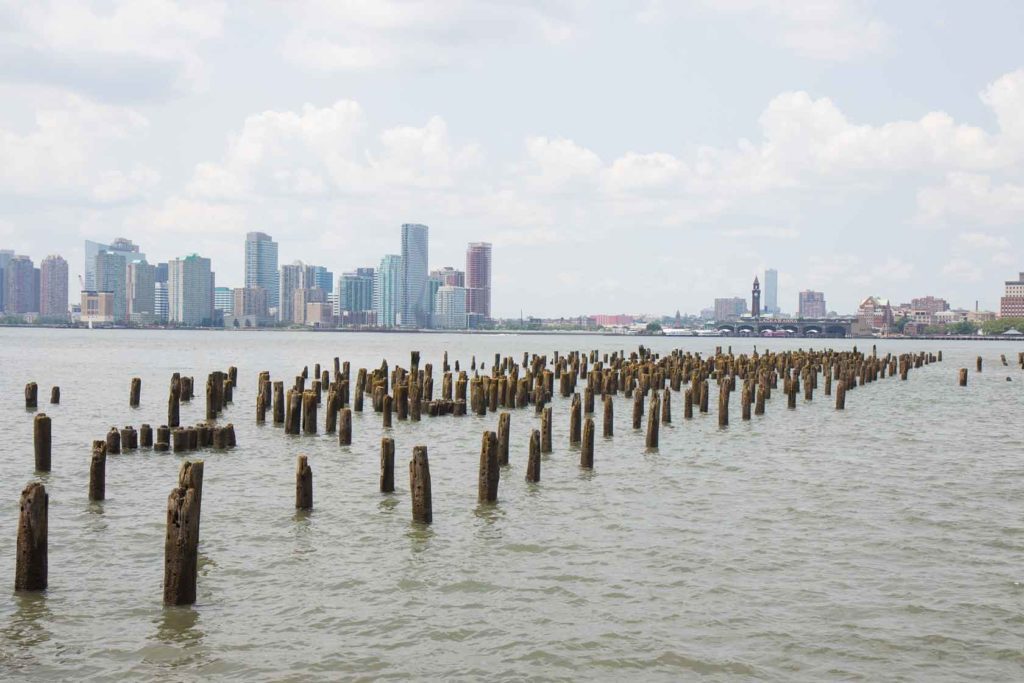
[302,390,318,434]
[295,455,313,510]
[163,460,203,606]
[33,413,51,472]
[49,387,59,405]
[526,430,541,482]
[89,440,106,501]
[497,412,510,466]
[380,438,395,492]
[25,382,37,410]
[958,368,968,386]
[645,394,659,448]
[581,417,595,468]
[168,375,180,428]
[603,395,614,437]
[718,383,730,427]
[382,395,393,428]
[410,446,432,524]
[541,406,552,454]
[569,395,582,446]
[478,431,499,503]
[684,388,693,419]
[835,380,846,410]
[741,386,751,421]
[661,388,671,424]
[273,381,285,425]
[976,356,982,372]
[15,482,47,591]
[106,426,121,455]
[339,408,352,446]
[130,377,142,408]
[632,391,643,429]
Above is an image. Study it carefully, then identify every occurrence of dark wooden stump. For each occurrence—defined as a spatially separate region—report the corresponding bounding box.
[163,461,203,605]
[380,438,395,492]
[526,430,541,482]
[296,455,313,510]
[581,417,595,468]
[89,440,106,501]
[410,446,432,524]
[34,413,51,472]
[15,482,47,591]
[478,431,499,503]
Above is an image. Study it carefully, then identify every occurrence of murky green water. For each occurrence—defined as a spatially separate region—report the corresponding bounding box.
[0,329,1021,681]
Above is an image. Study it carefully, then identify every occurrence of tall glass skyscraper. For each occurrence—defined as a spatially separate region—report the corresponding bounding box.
[85,238,144,291]
[466,242,492,326]
[244,232,279,309]
[95,250,128,323]
[39,255,68,320]
[375,255,403,328]
[764,268,779,315]
[400,223,429,329]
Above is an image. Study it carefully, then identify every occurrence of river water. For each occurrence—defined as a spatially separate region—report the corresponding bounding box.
[0,328,1021,681]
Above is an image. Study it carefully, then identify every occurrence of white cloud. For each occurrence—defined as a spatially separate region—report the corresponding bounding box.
[917,172,1024,226]
[722,226,800,239]
[0,0,225,95]
[0,94,158,202]
[280,0,581,72]
[642,0,891,61]
[958,232,1011,250]
[941,258,982,282]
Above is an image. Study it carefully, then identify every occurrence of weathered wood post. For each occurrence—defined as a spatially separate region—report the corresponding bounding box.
[632,391,643,429]
[106,426,121,455]
[396,384,409,421]
[835,380,846,410]
[645,394,660,448]
[296,455,313,510]
[603,395,614,437]
[380,438,395,492]
[410,446,432,524]
[140,423,153,448]
[569,395,582,446]
[15,482,47,591]
[684,388,693,419]
[541,406,552,454]
[273,382,285,425]
[302,390,318,434]
[156,425,170,451]
[89,440,106,501]
[718,383,730,427]
[33,413,51,472]
[958,368,968,386]
[526,430,541,482]
[163,461,203,606]
[130,377,142,408]
[382,395,393,428]
[497,412,511,466]
[478,431,499,503]
[661,388,671,424]
[410,382,421,422]
[286,390,301,435]
[581,417,595,468]
[168,375,181,428]
[741,386,751,421]
[976,356,982,372]
[25,382,38,410]
[49,387,60,405]
[338,408,352,446]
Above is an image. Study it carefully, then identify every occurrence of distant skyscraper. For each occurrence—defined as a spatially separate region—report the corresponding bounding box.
[168,254,214,326]
[127,260,156,322]
[798,290,827,318]
[1000,272,1024,318]
[85,238,143,290]
[338,269,375,316]
[0,249,13,313]
[154,282,168,321]
[4,255,36,314]
[214,287,234,314]
[39,255,69,319]
[764,268,778,314]
[713,297,746,321]
[433,285,467,329]
[751,276,761,318]
[95,250,128,322]
[430,267,465,287]
[233,287,269,320]
[245,232,279,309]
[375,254,403,328]
[279,262,304,323]
[155,262,168,284]
[466,242,492,326]
[400,223,429,328]
[311,266,333,295]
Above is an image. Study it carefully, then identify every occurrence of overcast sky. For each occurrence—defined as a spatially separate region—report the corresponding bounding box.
[1,0,1022,317]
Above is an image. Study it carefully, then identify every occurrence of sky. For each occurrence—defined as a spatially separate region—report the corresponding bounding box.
[1,0,1022,318]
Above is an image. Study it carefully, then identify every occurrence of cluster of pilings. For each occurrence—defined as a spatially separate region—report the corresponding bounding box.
[13,344,973,604]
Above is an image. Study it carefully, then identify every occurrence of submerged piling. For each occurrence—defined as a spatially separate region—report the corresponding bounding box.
[163,461,203,606]
[15,482,47,591]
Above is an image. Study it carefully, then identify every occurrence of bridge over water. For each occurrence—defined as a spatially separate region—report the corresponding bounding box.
[713,317,855,337]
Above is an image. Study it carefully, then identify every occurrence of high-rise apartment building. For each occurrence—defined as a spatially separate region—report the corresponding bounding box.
[400,223,429,328]
[168,254,214,326]
[214,287,234,314]
[466,242,492,326]
[375,255,402,328]
[764,268,778,314]
[713,297,746,321]
[39,255,68,320]
[0,249,13,313]
[127,260,156,323]
[95,251,127,323]
[279,262,304,324]
[798,290,827,318]
[433,285,467,329]
[1000,272,1024,318]
[233,287,268,320]
[244,232,279,310]
[430,267,465,287]
[4,255,37,314]
[154,282,168,322]
[85,238,144,290]
[338,270,375,315]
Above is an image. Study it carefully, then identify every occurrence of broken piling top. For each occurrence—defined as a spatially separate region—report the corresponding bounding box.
[15,481,48,591]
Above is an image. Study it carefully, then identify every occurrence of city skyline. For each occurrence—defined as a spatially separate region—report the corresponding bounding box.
[1,4,1022,316]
